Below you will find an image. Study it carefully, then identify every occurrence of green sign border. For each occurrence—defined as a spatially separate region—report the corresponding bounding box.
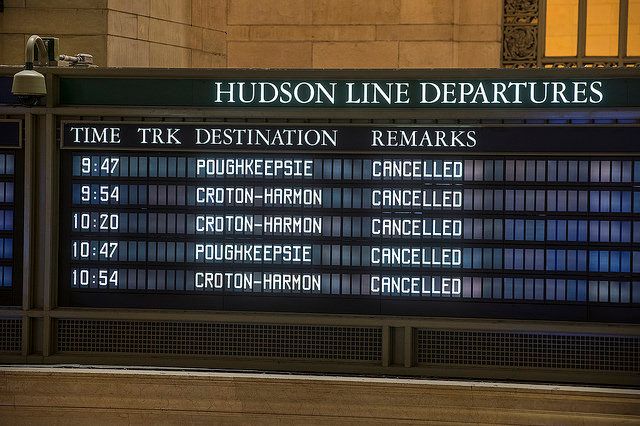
[59,77,640,108]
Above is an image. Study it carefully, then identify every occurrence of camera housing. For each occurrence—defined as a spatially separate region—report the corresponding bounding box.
[14,95,44,107]
[11,35,50,106]
[11,67,47,107]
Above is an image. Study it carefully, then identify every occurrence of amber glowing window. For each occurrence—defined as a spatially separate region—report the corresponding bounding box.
[629,0,640,55]
[586,0,620,56]
[542,0,639,66]
[545,0,579,56]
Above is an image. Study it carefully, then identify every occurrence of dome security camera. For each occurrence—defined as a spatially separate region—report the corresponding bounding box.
[12,66,46,106]
[11,35,49,106]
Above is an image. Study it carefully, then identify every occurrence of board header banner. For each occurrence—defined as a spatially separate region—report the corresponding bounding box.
[59,77,640,108]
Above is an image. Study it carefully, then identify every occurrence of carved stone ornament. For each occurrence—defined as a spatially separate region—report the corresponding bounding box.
[504,0,538,15]
[503,26,537,61]
[502,0,540,67]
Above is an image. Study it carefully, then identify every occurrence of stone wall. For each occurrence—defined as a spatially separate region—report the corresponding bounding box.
[1,367,639,424]
[0,0,226,67]
[0,0,502,68]
[0,0,108,66]
[226,0,502,68]
[106,0,226,67]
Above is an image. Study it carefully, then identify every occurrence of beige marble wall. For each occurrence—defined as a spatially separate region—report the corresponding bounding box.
[0,1,502,71]
[107,0,226,67]
[0,1,108,66]
[1,368,639,424]
[226,0,503,68]
[0,0,226,67]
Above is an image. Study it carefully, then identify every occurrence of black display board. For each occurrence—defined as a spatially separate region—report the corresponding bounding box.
[0,120,23,306]
[58,122,640,322]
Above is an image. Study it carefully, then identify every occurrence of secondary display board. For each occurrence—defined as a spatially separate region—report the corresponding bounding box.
[58,122,640,321]
[0,120,22,306]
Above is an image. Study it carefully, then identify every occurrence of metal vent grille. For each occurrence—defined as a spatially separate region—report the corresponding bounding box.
[57,320,382,361]
[416,330,640,371]
[0,319,21,352]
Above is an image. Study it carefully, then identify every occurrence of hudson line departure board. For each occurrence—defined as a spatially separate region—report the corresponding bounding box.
[58,122,640,321]
[0,120,22,306]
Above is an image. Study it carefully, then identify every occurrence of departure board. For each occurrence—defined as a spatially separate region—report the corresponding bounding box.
[0,120,22,306]
[58,122,640,321]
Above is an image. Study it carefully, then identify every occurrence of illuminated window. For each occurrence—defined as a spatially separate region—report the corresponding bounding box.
[502,0,640,67]
[543,0,640,66]
[630,0,640,55]
[585,0,620,56]
[546,0,579,56]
